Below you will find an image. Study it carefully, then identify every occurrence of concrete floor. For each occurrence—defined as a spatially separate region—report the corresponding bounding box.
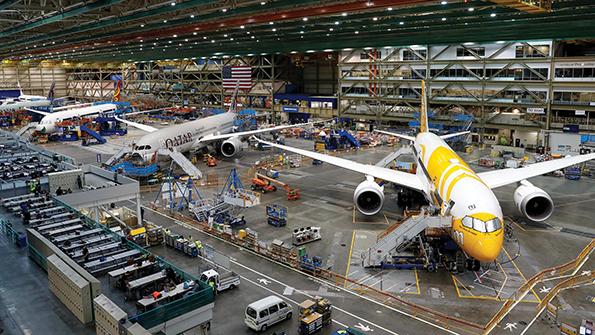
[1,132,593,335]
[0,209,94,335]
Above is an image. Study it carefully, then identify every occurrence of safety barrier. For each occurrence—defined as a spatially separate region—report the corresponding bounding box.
[131,288,214,330]
[483,239,594,334]
[537,270,595,312]
[0,218,17,243]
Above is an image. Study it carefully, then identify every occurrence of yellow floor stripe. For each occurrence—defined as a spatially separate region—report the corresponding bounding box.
[503,247,542,304]
[344,230,356,288]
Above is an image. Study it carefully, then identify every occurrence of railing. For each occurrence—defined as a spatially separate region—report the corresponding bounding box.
[483,239,594,334]
[377,210,420,241]
[537,271,595,312]
[0,218,17,243]
[131,288,214,330]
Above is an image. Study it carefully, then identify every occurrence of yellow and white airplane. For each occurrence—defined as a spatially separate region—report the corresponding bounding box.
[254,82,595,264]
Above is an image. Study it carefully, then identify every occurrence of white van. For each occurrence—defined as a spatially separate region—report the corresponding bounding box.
[245,295,293,332]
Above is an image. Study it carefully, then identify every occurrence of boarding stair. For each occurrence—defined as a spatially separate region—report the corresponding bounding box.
[105,146,131,166]
[16,122,38,136]
[80,125,107,144]
[159,148,202,180]
[338,129,361,148]
[361,210,451,267]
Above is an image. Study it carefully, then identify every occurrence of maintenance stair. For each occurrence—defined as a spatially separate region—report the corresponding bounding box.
[159,148,203,180]
[362,210,452,268]
[105,146,131,166]
[80,125,107,144]
[16,122,38,137]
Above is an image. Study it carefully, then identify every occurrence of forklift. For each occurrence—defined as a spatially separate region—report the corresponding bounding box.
[298,297,332,334]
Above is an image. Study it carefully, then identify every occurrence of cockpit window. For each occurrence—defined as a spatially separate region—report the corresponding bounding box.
[462,217,473,228]
[461,216,501,233]
[473,219,487,233]
[485,218,501,232]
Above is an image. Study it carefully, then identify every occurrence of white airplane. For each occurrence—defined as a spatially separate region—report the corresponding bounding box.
[25,103,124,134]
[24,81,128,134]
[254,81,595,264]
[0,81,56,112]
[114,84,316,176]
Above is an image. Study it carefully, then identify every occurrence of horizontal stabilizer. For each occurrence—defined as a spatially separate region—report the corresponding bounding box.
[374,129,415,142]
[439,131,470,140]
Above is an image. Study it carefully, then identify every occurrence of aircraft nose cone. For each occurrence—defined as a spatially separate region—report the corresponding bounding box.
[470,233,503,262]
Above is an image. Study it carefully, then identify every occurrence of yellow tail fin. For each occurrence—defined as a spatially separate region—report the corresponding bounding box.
[113,80,122,102]
[420,80,428,133]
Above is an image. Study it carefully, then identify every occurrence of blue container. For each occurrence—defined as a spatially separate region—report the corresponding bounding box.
[16,232,27,248]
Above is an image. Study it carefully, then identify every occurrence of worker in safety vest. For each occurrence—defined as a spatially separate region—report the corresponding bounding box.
[195,240,203,256]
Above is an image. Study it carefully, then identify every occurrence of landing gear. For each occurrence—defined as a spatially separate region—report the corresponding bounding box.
[464,258,480,272]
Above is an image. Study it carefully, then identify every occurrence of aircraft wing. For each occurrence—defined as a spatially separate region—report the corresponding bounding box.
[24,107,50,116]
[374,130,415,142]
[197,121,315,143]
[477,153,595,189]
[114,116,158,133]
[440,131,470,140]
[253,138,426,192]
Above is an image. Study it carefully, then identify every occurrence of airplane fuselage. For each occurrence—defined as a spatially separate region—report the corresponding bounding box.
[413,132,504,262]
[0,99,51,112]
[130,112,236,162]
[34,103,118,134]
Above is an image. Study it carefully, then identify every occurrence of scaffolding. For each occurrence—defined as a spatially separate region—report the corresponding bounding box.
[337,41,595,132]
[60,56,293,121]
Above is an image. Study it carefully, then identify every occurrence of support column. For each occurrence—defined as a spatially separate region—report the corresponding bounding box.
[271,55,276,124]
[136,193,142,227]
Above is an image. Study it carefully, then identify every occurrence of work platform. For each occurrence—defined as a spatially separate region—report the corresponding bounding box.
[361,209,451,268]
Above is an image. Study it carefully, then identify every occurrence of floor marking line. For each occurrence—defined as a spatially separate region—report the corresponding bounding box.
[414,268,421,295]
[139,204,460,335]
[344,230,356,288]
[233,260,400,335]
[240,274,350,331]
[503,247,541,304]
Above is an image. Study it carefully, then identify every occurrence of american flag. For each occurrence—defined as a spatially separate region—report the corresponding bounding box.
[222,65,252,90]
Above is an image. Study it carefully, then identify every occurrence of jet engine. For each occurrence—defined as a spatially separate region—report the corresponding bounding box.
[220,137,243,157]
[513,180,554,222]
[353,176,385,216]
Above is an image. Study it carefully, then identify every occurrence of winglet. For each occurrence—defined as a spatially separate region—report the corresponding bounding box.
[439,130,470,140]
[374,129,415,142]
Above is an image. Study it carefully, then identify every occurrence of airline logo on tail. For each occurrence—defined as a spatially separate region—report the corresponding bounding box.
[113,80,122,102]
[419,80,429,133]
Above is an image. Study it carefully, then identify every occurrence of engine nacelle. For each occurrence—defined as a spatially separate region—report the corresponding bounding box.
[513,180,554,222]
[220,137,243,157]
[353,176,385,216]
